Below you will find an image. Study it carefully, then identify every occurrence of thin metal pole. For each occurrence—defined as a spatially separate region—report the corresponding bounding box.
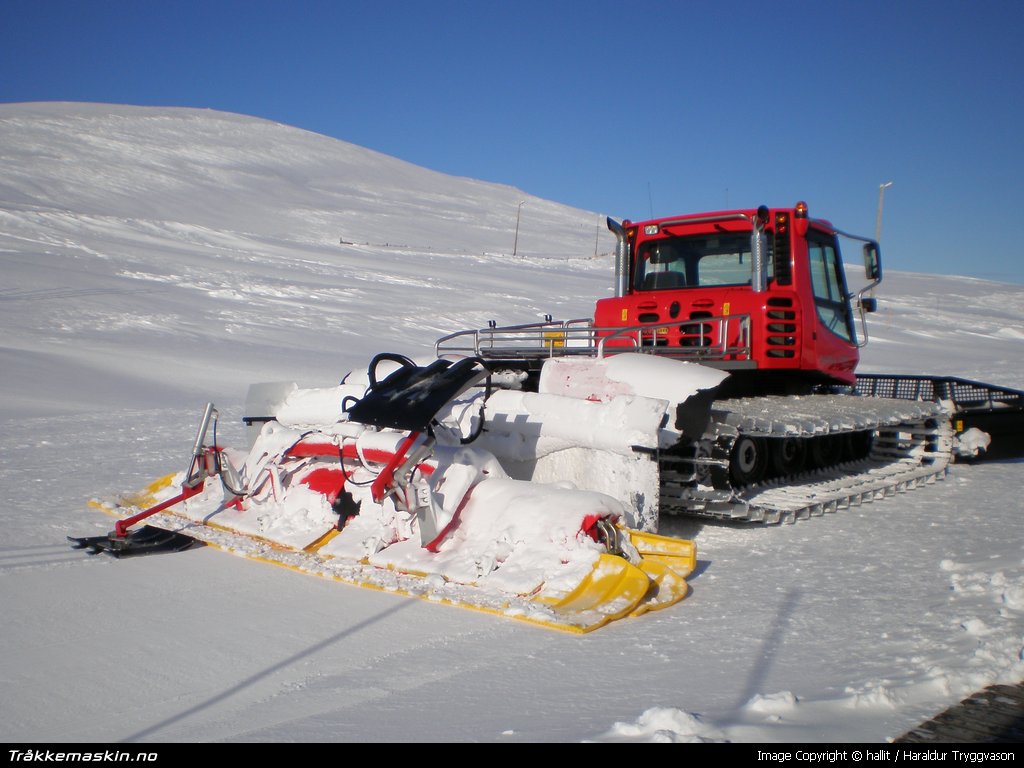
[513,200,525,256]
[876,181,893,242]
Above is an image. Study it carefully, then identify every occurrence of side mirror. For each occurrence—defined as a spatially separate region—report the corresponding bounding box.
[860,297,877,313]
[863,242,882,282]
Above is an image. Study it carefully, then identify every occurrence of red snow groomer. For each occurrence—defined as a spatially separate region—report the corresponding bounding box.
[437,202,1024,524]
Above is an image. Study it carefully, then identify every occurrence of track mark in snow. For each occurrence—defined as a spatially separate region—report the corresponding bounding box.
[0,545,112,574]
[0,286,164,301]
[0,557,102,574]
[120,598,417,743]
[126,604,512,743]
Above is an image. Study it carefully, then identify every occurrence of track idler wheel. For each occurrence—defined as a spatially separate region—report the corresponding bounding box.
[730,435,768,486]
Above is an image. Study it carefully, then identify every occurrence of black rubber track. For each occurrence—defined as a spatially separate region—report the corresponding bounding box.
[895,682,1024,743]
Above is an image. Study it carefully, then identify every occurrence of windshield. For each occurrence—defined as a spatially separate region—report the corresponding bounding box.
[633,232,771,290]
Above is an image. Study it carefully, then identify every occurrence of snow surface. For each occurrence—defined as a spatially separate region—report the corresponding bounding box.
[1,103,1022,743]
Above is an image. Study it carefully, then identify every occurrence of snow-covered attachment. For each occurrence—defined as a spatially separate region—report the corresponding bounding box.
[437,319,963,525]
[470,354,728,531]
[80,353,707,633]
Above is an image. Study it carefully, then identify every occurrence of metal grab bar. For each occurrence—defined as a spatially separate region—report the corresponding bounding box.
[436,315,752,362]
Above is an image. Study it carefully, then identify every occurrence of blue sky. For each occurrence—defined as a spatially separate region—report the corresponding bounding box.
[4,0,1023,283]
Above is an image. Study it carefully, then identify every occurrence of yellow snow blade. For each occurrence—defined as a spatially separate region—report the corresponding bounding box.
[544,554,653,621]
[630,558,691,616]
[626,528,697,579]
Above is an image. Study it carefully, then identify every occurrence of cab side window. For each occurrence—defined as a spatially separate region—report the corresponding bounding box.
[807,233,854,342]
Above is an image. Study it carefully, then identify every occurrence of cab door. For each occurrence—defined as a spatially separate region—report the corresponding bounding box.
[806,229,859,380]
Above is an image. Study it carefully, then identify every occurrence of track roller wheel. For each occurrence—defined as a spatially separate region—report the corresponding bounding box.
[843,430,875,461]
[769,437,806,476]
[730,435,768,486]
[808,434,843,469]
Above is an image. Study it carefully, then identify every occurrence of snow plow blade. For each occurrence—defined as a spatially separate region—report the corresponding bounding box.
[625,530,696,616]
[628,529,697,573]
[77,353,705,633]
[542,554,653,619]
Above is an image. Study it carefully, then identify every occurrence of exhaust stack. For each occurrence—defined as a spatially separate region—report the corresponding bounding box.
[751,205,769,294]
[607,217,629,298]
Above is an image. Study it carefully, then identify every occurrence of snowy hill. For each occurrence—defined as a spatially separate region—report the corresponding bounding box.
[1,103,1022,743]
[0,102,615,417]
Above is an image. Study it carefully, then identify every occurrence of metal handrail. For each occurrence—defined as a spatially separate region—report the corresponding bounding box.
[436,315,752,362]
[435,318,593,358]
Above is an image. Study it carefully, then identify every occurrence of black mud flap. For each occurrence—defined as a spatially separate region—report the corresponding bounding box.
[955,409,1024,460]
[68,525,202,558]
[674,385,720,439]
[851,373,1024,460]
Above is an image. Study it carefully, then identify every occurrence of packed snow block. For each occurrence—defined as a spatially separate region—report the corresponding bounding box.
[483,390,667,454]
[478,389,666,531]
[538,353,727,405]
[472,355,727,531]
[538,353,726,439]
[276,384,368,427]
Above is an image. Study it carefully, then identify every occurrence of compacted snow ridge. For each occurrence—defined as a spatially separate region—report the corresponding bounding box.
[1,103,1021,743]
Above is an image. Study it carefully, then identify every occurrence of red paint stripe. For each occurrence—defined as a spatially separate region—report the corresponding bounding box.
[286,439,434,476]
